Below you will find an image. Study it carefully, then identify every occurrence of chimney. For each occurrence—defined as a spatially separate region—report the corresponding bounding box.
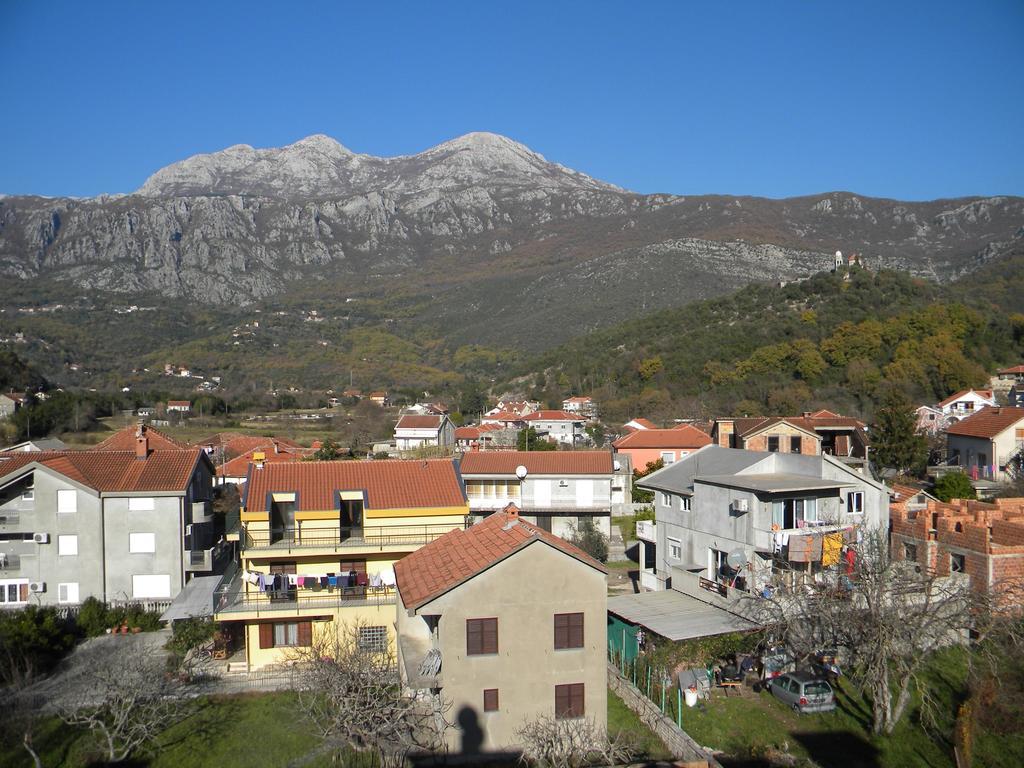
[803,411,812,418]
[253,451,266,469]
[716,419,734,448]
[503,502,519,519]
[135,424,149,460]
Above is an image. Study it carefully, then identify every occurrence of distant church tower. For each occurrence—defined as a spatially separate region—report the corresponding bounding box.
[833,250,843,271]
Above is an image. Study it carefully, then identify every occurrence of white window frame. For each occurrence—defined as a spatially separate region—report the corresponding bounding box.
[274,622,300,647]
[128,497,155,511]
[132,574,171,599]
[58,535,78,556]
[0,579,29,605]
[21,489,34,501]
[667,537,682,561]
[660,492,671,506]
[57,489,77,514]
[660,451,675,464]
[679,496,691,511]
[129,532,156,554]
[847,491,865,515]
[58,582,80,604]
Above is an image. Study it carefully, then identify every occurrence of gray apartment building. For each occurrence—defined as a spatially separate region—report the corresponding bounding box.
[0,433,215,608]
[637,445,888,596]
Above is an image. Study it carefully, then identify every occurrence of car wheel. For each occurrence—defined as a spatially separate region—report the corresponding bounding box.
[792,704,802,715]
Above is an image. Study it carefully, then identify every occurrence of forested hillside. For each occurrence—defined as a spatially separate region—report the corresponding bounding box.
[513,267,1024,424]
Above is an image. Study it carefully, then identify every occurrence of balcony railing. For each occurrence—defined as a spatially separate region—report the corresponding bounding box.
[635,520,656,542]
[242,523,463,552]
[214,577,397,617]
[184,547,213,572]
[0,511,20,525]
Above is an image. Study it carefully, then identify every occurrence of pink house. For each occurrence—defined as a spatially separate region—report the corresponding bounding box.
[612,424,712,469]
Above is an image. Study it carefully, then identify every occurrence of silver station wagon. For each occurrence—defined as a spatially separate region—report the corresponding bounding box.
[768,671,836,714]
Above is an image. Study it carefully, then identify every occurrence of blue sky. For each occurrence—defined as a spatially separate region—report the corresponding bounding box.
[1,1,1021,200]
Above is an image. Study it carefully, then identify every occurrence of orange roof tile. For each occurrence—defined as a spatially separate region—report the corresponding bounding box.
[217,448,307,478]
[522,410,584,422]
[395,506,606,610]
[243,458,466,513]
[612,425,713,450]
[91,424,192,451]
[0,449,205,493]
[459,451,613,475]
[998,365,1024,375]
[623,418,658,431]
[937,389,994,408]
[946,407,1024,439]
[395,414,446,430]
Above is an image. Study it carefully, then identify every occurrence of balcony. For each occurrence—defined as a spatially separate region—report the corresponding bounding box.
[214,575,397,618]
[184,547,214,572]
[242,523,463,553]
[192,500,213,524]
[636,520,656,542]
[0,553,21,572]
[0,511,19,525]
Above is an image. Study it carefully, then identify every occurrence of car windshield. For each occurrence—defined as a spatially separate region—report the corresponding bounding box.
[804,682,832,695]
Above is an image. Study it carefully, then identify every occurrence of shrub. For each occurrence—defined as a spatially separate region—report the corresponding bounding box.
[76,596,109,637]
[567,519,609,563]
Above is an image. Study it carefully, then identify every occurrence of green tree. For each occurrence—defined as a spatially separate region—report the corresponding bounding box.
[566,519,609,563]
[934,471,977,502]
[308,438,345,461]
[517,427,557,451]
[631,458,664,503]
[870,391,928,474]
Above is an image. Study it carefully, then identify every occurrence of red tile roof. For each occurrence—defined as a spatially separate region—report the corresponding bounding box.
[167,400,191,407]
[0,449,206,493]
[612,425,713,450]
[395,414,446,430]
[197,432,305,453]
[623,418,658,432]
[937,389,994,408]
[522,410,584,422]
[998,365,1024,375]
[482,410,526,422]
[217,447,307,479]
[91,424,192,451]
[243,458,467,513]
[395,506,606,610]
[946,407,1024,439]
[454,424,504,440]
[563,396,592,403]
[459,451,613,475]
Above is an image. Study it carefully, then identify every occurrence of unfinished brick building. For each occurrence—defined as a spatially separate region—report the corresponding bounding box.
[890,496,1024,598]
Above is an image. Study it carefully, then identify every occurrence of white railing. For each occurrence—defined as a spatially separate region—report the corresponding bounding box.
[639,570,659,591]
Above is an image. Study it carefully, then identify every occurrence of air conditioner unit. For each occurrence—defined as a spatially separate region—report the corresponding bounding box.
[732,499,750,512]
[32,532,49,544]
[29,581,46,593]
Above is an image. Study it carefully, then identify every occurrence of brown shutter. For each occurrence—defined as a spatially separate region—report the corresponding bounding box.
[554,613,583,649]
[571,683,585,716]
[297,621,313,647]
[554,614,567,649]
[19,583,29,602]
[339,559,367,574]
[555,684,570,718]
[570,613,584,648]
[467,619,481,655]
[270,562,296,575]
[483,618,498,654]
[259,623,274,649]
[483,688,499,712]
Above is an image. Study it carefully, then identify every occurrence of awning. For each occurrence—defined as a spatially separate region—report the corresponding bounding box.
[160,575,222,622]
[608,589,756,641]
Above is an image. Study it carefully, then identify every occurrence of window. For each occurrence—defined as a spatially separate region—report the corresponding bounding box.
[259,620,312,648]
[904,543,917,561]
[554,613,584,649]
[680,496,691,511]
[660,451,675,464]
[772,498,818,529]
[21,489,34,501]
[0,580,28,604]
[466,618,498,655]
[358,625,388,653]
[128,497,155,511]
[660,492,671,506]
[56,489,77,514]
[951,553,966,573]
[129,532,156,553]
[58,582,80,604]
[483,688,499,712]
[790,436,801,454]
[847,491,864,514]
[767,436,780,452]
[58,535,78,556]
[555,683,585,719]
[132,574,171,599]
[667,537,682,561]
[710,548,730,580]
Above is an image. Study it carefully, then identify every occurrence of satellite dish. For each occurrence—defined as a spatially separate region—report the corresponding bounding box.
[726,549,747,570]
[515,465,528,480]
[613,460,622,471]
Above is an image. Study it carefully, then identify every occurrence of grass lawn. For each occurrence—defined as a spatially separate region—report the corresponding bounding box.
[673,647,1024,768]
[2,689,671,768]
[607,688,672,761]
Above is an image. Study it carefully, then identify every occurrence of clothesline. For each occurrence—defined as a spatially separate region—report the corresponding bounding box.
[241,569,397,593]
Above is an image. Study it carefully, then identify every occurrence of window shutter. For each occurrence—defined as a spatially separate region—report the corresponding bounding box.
[259,623,274,649]
[467,619,480,655]
[298,621,313,647]
[483,688,499,712]
[19,583,29,602]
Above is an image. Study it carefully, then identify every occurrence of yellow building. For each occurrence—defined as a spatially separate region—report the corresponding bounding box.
[214,458,468,670]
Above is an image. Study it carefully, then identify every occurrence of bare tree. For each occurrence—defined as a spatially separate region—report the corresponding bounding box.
[743,528,976,735]
[515,715,637,768]
[289,619,451,767]
[56,639,187,763]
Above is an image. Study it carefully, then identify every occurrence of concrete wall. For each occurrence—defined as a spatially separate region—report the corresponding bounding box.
[101,495,185,602]
[403,542,607,753]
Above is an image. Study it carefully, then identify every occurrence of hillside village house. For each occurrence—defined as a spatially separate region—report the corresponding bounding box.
[635,445,888,595]
[0,393,28,420]
[458,451,628,538]
[167,400,192,414]
[612,424,712,470]
[521,410,587,446]
[479,410,528,429]
[937,389,997,422]
[891,495,1024,599]
[562,396,598,419]
[216,442,310,486]
[915,405,949,436]
[395,506,607,753]
[453,423,515,452]
[368,391,390,407]
[2,438,68,453]
[484,400,538,419]
[214,459,468,670]
[946,407,1024,482]
[92,423,192,452]
[393,414,455,453]
[622,417,659,432]
[711,410,869,464]
[0,433,216,609]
